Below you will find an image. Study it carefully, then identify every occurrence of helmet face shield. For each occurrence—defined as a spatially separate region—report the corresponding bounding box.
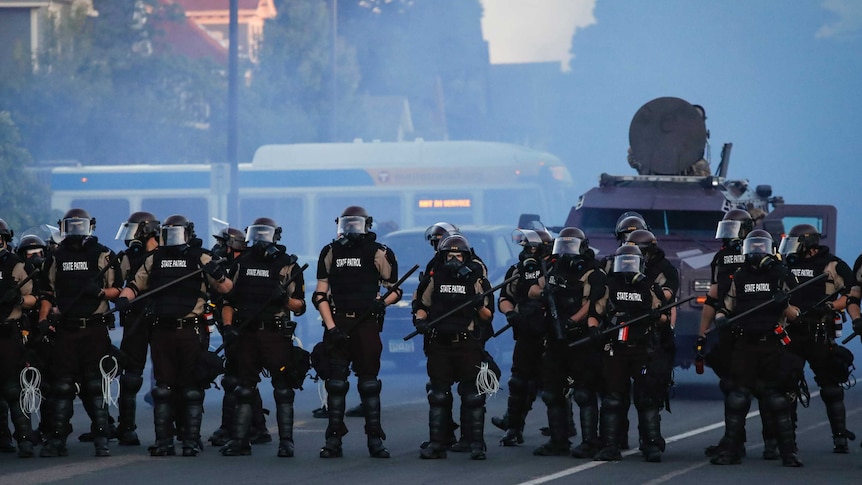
[613,254,643,274]
[715,220,742,239]
[512,229,542,247]
[61,217,92,237]
[778,236,801,256]
[743,236,773,257]
[245,225,275,244]
[115,222,137,242]
[552,236,583,256]
[337,215,367,236]
[161,225,188,247]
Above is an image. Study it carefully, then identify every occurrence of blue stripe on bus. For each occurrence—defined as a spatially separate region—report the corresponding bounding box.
[52,172,210,190]
[240,170,375,187]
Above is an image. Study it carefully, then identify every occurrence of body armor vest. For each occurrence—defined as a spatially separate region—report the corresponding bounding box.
[731,264,786,334]
[52,241,106,317]
[0,250,22,320]
[607,272,654,338]
[149,246,203,318]
[549,261,590,324]
[787,248,833,309]
[231,251,293,320]
[328,241,380,314]
[713,246,745,297]
[430,267,479,334]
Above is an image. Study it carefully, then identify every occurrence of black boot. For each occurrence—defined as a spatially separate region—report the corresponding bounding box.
[2,382,35,457]
[595,393,623,461]
[249,388,272,444]
[320,379,348,458]
[501,375,530,446]
[181,389,204,457]
[117,373,143,446]
[571,392,601,459]
[638,407,664,463]
[710,389,750,465]
[534,394,571,456]
[221,386,252,456]
[0,400,14,453]
[210,375,238,446]
[822,385,852,453]
[148,386,175,457]
[40,380,74,457]
[465,403,487,460]
[359,379,389,458]
[274,387,295,458]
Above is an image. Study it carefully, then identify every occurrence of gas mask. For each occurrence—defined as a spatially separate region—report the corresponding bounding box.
[558,254,585,272]
[255,240,281,260]
[444,253,471,279]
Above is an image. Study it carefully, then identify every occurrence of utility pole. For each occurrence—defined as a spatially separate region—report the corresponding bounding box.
[227,0,240,225]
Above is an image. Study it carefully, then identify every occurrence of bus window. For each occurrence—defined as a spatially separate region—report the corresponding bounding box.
[70,198,130,247]
[240,196,305,254]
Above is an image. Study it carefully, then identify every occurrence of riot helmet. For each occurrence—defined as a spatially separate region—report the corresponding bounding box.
[715,209,754,240]
[246,217,282,245]
[535,228,554,255]
[16,234,46,268]
[743,229,775,268]
[425,222,460,250]
[336,206,372,240]
[512,229,542,261]
[224,228,247,251]
[161,214,194,247]
[438,234,472,279]
[58,208,95,238]
[778,223,821,257]
[615,211,649,242]
[116,211,160,248]
[625,229,658,260]
[0,219,12,248]
[613,244,645,275]
[553,227,587,256]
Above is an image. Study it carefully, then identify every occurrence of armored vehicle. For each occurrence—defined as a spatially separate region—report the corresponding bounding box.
[527,97,837,368]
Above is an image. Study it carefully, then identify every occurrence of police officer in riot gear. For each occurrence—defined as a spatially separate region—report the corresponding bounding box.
[413,234,494,460]
[116,214,233,457]
[698,209,778,459]
[219,218,306,457]
[113,211,161,446]
[535,228,608,458]
[314,206,400,459]
[710,230,803,467]
[16,234,47,273]
[595,244,669,463]
[495,229,547,447]
[0,218,39,457]
[779,223,855,453]
[38,209,122,457]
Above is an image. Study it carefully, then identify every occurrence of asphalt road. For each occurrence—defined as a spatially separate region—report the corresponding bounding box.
[3,337,862,484]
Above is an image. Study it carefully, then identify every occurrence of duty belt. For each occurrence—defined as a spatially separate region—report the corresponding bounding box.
[59,314,111,329]
[430,330,472,344]
[151,316,205,329]
[235,316,284,331]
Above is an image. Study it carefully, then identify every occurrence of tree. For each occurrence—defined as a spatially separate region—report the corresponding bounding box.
[0,112,58,231]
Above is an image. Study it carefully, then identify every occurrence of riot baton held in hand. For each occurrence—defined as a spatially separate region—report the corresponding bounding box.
[404,274,518,341]
[340,264,420,335]
[0,268,40,303]
[569,295,696,348]
[725,271,828,326]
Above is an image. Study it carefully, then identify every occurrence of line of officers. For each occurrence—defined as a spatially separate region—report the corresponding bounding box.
[0,206,860,466]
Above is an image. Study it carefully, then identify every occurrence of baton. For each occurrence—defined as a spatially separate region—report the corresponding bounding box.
[569,295,696,348]
[106,257,226,314]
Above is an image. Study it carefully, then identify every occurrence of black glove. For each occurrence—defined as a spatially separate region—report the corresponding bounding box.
[773,291,789,305]
[222,325,240,346]
[372,298,387,316]
[694,335,707,356]
[852,317,862,336]
[714,313,729,330]
[505,311,523,329]
[37,319,53,337]
[413,316,431,335]
[204,260,226,281]
[271,284,287,301]
[0,286,22,305]
[113,297,131,313]
[587,326,605,347]
[325,326,348,347]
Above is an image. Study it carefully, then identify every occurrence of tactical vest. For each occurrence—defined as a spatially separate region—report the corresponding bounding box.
[52,241,106,317]
[607,272,653,338]
[514,259,543,318]
[430,268,479,334]
[549,261,590,322]
[149,246,203,318]
[787,249,834,308]
[712,246,745,297]
[0,250,22,320]
[328,241,380,314]
[731,264,786,334]
[230,251,293,320]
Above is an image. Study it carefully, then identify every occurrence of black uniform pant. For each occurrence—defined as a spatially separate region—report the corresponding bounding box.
[787,329,849,439]
[542,337,602,446]
[504,332,544,431]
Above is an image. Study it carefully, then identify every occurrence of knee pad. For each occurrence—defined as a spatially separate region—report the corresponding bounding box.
[120,373,144,394]
[601,392,625,413]
[220,374,239,393]
[234,386,255,404]
[273,387,295,405]
[461,391,485,409]
[633,392,660,411]
[1,380,21,403]
[52,379,77,400]
[541,389,566,407]
[572,388,595,408]
[358,378,382,398]
[718,377,734,395]
[427,383,452,407]
[726,388,752,413]
[325,379,349,397]
[151,385,173,404]
[183,388,204,405]
[508,374,530,395]
[820,384,844,404]
[763,391,790,414]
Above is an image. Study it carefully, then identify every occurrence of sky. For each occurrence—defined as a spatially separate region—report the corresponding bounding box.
[481,0,862,260]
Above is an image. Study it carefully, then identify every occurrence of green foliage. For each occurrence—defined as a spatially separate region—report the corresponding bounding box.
[0,112,58,231]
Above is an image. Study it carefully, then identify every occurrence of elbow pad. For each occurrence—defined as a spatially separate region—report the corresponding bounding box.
[312,291,329,310]
[847,295,861,307]
[704,295,720,310]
